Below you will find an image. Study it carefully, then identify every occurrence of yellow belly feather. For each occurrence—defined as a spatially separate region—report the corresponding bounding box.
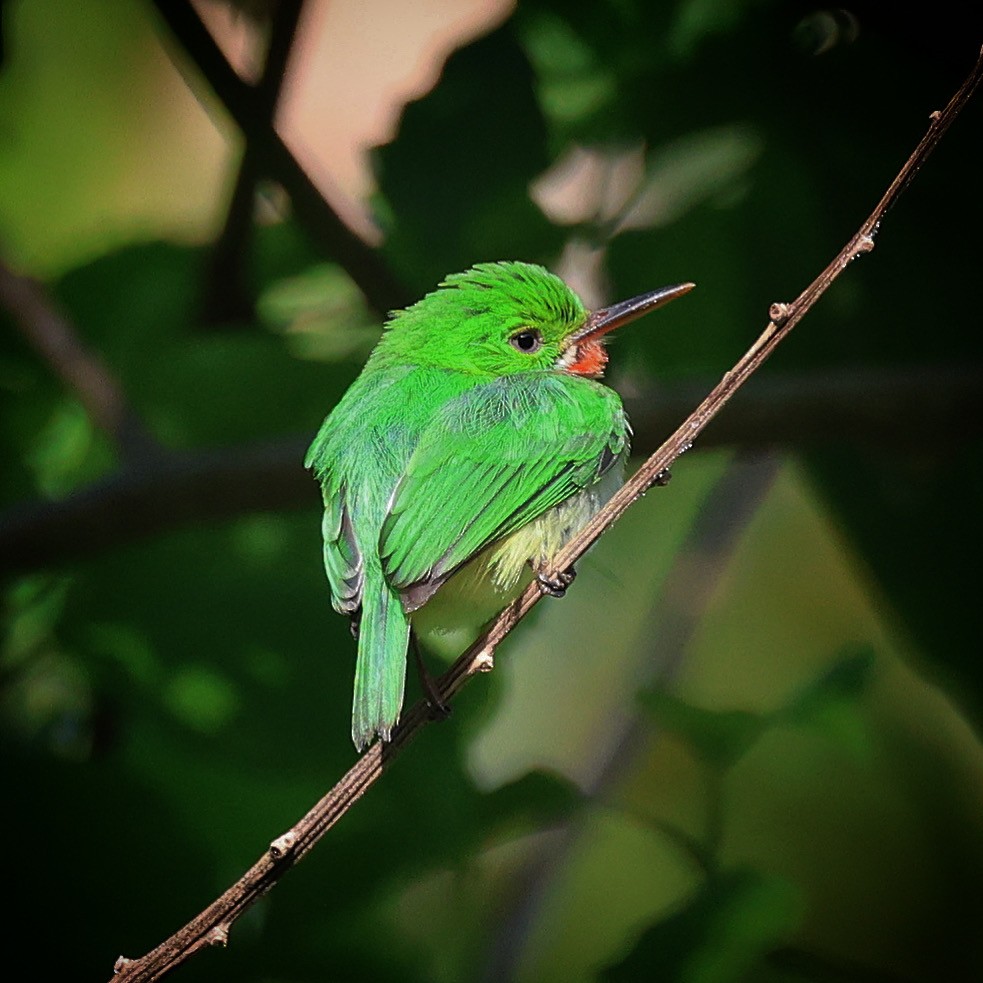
[410,468,621,653]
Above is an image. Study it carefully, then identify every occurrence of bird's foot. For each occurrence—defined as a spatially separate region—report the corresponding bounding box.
[411,631,452,722]
[426,695,452,722]
[420,670,451,721]
[536,566,576,598]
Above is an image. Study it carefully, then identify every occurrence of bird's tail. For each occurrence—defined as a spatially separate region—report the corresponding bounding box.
[352,581,410,750]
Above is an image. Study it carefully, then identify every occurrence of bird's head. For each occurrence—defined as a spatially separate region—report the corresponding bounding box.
[374,261,693,379]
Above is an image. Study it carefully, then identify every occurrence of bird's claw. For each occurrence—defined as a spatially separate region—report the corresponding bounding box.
[410,630,452,723]
[426,698,452,722]
[537,567,576,598]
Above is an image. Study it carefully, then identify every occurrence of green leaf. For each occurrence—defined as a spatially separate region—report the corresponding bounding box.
[258,262,380,363]
[374,26,561,287]
[807,447,983,716]
[774,648,876,762]
[639,688,768,771]
[778,648,874,721]
[602,868,803,983]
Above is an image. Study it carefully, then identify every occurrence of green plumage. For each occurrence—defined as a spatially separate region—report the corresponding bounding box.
[306,261,689,749]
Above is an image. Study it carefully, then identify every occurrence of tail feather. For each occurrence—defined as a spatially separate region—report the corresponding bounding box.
[352,582,410,750]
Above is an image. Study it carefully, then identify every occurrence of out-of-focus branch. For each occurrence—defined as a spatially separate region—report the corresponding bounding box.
[1,364,979,579]
[624,362,983,451]
[149,0,411,315]
[0,259,159,462]
[0,438,308,579]
[202,0,306,325]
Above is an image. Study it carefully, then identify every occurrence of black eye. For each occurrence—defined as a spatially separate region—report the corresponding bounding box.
[510,329,543,353]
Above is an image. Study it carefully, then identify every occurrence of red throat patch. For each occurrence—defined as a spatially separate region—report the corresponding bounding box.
[566,340,609,378]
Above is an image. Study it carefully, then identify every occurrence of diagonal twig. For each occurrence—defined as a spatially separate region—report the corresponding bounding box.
[107,44,983,983]
[0,258,159,462]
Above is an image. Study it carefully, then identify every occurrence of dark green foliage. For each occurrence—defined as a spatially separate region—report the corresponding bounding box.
[603,869,803,983]
[374,26,563,288]
[2,0,982,981]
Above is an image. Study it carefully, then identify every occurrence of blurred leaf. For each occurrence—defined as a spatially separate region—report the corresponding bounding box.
[0,0,226,276]
[776,647,875,761]
[46,239,351,448]
[25,397,109,495]
[639,688,768,772]
[520,8,618,131]
[478,767,582,835]
[3,1,983,980]
[640,651,875,775]
[602,868,803,983]
[374,26,561,288]
[613,125,763,235]
[163,664,240,734]
[780,649,874,718]
[258,262,380,363]
[2,574,71,667]
[806,448,983,718]
[515,0,680,144]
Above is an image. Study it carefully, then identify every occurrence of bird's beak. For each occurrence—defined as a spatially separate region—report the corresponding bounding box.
[571,282,695,344]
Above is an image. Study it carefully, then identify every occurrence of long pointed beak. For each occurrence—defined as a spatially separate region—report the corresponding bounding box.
[572,282,695,343]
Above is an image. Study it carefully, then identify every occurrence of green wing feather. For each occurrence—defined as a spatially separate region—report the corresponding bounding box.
[306,365,626,749]
[305,440,363,616]
[379,373,627,608]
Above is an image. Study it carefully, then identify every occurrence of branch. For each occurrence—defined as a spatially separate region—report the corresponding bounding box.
[149,0,411,315]
[2,363,979,580]
[202,0,306,325]
[0,258,159,462]
[0,438,309,579]
[626,362,983,451]
[107,45,983,983]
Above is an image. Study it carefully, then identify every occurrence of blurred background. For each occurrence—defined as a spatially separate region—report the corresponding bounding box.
[2,1,982,980]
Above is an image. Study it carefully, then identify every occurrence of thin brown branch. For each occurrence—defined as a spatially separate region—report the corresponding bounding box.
[107,45,983,983]
[1,364,979,580]
[149,0,411,315]
[0,259,159,462]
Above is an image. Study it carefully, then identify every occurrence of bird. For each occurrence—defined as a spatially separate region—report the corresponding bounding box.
[305,261,693,749]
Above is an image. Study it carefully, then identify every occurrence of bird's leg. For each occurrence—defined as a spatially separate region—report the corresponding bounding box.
[536,565,577,598]
[349,609,362,640]
[411,630,451,721]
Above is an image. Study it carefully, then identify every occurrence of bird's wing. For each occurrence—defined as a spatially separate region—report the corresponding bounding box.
[306,435,364,616]
[322,478,364,616]
[379,373,626,609]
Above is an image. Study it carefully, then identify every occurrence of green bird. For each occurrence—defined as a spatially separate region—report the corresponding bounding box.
[306,262,692,749]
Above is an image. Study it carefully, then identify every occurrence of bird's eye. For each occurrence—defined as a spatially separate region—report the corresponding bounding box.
[509,329,543,353]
